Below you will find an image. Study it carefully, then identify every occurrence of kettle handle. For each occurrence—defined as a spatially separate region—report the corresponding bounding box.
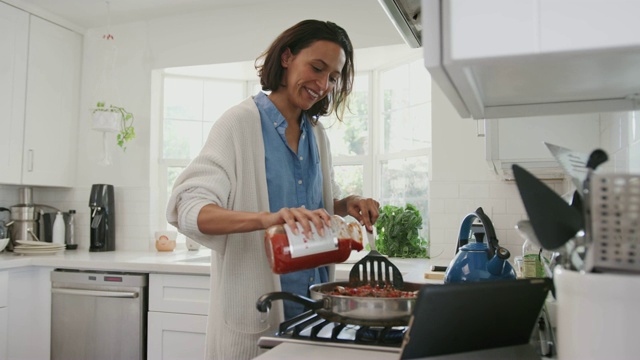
[456,207,500,258]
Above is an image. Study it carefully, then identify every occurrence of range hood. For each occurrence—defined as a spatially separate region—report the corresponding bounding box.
[380,0,640,120]
[378,0,421,48]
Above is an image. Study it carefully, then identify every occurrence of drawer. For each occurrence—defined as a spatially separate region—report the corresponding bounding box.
[0,271,7,308]
[149,273,210,315]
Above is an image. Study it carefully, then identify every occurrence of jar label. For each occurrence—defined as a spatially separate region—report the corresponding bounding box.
[522,254,544,278]
[284,223,338,258]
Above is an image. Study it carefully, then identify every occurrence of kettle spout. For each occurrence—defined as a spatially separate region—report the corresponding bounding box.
[487,247,511,276]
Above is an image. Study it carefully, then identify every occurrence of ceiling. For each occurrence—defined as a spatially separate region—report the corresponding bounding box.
[4,0,307,30]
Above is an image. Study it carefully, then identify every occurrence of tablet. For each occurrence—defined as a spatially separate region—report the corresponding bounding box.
[399,278,552,359]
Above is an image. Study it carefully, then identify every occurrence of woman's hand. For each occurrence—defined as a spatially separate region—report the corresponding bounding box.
[265,207,332,238]
[334,196,380,232]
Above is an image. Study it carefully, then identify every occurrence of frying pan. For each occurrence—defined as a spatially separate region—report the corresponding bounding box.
[256,281,424,327]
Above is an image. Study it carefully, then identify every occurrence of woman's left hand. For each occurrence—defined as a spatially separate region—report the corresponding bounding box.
[336,196,380,232]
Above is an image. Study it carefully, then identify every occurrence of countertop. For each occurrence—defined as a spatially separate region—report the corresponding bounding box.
[0,248,447,281]
[0,247,213,274]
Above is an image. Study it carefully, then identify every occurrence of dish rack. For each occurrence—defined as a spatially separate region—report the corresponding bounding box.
[584,173,640,273]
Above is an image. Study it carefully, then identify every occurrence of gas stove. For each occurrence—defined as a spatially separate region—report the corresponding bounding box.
[257,310,405,353]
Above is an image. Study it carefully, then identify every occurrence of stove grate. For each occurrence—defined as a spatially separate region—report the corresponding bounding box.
[275,311,406,347]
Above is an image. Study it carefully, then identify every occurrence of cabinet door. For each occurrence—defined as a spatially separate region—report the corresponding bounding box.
[147,312,207,360]
[7,267,52,359]
[0,271,6,360]
[0,3,28,185]
[22,16,81,187]
[485,113,601,179]
[0,307,7,360]
[149,274,210,315]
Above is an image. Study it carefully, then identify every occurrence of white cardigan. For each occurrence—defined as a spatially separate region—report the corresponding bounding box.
[166,97,340,359]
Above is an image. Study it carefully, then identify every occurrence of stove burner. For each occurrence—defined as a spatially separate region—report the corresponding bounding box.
[357,327,405,345]
[275,310,406,347]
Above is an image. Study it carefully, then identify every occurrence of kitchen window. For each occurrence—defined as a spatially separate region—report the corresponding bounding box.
[324,57,431,245]
[158,54,431,250]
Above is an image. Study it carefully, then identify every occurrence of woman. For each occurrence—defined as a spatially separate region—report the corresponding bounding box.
[166,19,380,359]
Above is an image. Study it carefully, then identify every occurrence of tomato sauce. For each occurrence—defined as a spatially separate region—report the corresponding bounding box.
[327,284,417,298]
[265,233,363,274]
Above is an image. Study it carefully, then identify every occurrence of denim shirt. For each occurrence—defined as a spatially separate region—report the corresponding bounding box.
[254,92,329,319]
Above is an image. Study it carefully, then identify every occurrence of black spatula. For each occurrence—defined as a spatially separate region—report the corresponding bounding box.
[512,164,583,251]
[349,227,404,289]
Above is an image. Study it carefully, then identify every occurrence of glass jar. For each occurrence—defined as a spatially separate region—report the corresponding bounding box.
[522,238,545,278]
[264,215,365,274]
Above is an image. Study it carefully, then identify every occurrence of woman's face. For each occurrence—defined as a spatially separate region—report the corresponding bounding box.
[280,40,346,111]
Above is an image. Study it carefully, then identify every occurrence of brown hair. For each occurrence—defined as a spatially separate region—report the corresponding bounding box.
[255,20,354,124]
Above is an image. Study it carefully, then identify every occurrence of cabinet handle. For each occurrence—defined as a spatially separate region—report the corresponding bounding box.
[28,149,34,172]
[51,288,139,299]
[476,119,486,138]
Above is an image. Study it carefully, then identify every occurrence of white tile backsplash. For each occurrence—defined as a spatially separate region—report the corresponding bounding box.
[427,179,564,262]
[0,185,153,252]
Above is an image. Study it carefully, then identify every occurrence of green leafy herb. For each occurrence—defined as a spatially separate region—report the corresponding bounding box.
[374,203,428,258]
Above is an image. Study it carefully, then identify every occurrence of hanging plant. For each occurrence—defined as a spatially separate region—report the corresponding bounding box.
[91,101,136,151]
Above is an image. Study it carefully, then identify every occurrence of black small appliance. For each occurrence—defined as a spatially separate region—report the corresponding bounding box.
[89,184,115,252]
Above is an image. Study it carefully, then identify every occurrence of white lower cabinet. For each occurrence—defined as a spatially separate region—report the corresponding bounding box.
[0,307,6,360]
[0,271,8,360]
[6,267,52,359]
[147,273,210,360]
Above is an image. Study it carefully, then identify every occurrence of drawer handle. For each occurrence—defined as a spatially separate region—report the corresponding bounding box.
[28,149,34,172]
[52,288,139,298]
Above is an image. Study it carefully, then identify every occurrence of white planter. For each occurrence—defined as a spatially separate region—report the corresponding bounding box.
[91,110,120,133]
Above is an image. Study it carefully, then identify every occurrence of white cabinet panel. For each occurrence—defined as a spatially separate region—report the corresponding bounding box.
[148,274,210,359]
[0,2,28,184]
[7,267,52,359]
[22,16,81,187]
[147,312,207,360]
[0,308,7,360]
[486,113,601,179]
[149,273,210,315]
[0,271,7,360]
[0,271,7,308]
[540,0,640,52]
[424,0,640,120]
[448,0,539,59]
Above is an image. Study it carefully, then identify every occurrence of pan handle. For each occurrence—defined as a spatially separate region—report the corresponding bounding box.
[256,292,325,313]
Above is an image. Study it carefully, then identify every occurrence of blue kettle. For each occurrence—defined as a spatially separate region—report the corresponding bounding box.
[444,207,516,283]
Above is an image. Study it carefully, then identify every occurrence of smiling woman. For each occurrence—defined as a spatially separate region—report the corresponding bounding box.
[156,48,432,248]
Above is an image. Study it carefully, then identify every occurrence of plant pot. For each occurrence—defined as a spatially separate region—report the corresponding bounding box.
[92,110,120,133]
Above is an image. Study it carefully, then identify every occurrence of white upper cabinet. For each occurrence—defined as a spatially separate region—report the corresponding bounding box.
[0,4,82,187]
[22,16,81,187]
[0,2,28,184]
[422,0,640,120]
[485,113,601,180]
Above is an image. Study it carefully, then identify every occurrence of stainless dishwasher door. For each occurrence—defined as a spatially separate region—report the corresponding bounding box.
[51,269,148,360]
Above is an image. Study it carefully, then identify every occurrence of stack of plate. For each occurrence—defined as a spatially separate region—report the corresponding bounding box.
[14,240,65,255]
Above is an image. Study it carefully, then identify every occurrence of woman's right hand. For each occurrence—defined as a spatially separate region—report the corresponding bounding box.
[265,207,332,238]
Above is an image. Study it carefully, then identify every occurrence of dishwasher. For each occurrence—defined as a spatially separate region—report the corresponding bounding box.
[50,269,148,360]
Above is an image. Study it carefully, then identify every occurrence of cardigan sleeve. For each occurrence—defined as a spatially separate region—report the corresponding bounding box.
[166,98,264,252]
